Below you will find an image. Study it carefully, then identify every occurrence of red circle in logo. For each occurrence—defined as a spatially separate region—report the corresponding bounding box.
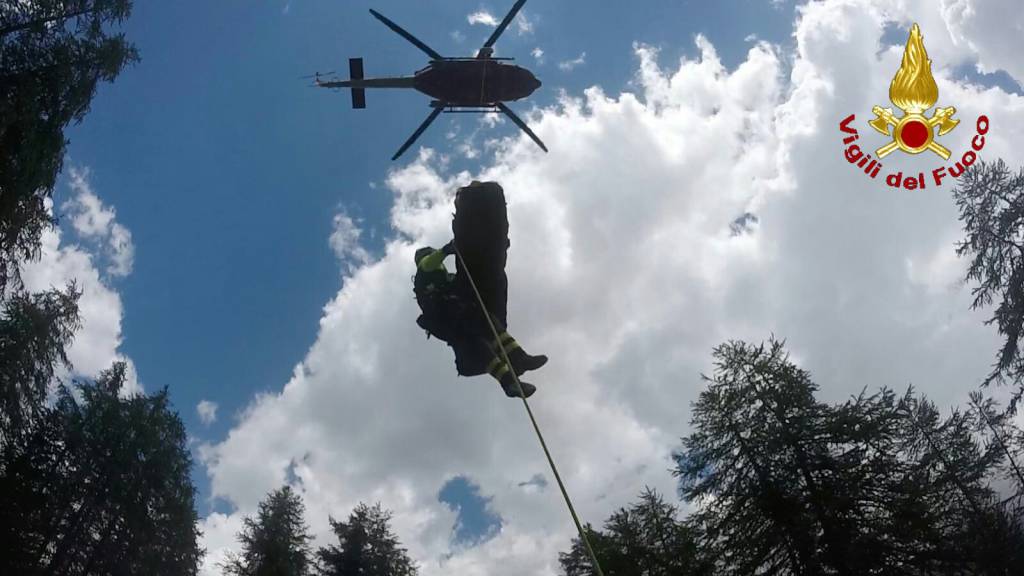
[901,120,930,149]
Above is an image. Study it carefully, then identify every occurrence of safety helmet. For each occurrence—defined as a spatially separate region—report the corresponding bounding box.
[414,246,434,265]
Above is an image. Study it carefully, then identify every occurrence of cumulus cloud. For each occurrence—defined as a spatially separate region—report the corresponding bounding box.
[199,1,1024,574]
[197,400,219,425]
[199,511,245,573]
[62,167,135,277]
[531,47,544,64]
[21,173,138,393]
[938,0,1024,86]
[467,11,498,27]
[328,210,371,269]
[557,52,586,71]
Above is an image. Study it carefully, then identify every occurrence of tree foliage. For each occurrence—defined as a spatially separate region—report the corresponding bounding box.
[559,488,711,576]
[316,501,418,576]
[953,159,1024,408]
[0,363,203,575]
[0,283,80,441]
[671,338,1024,576]
[224,485,314,576]
[0,0,138,289]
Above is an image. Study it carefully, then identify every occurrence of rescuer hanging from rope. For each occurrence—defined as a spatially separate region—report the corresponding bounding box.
[414,241,547,397]
[410,181,607,576]
[412,181,547,398]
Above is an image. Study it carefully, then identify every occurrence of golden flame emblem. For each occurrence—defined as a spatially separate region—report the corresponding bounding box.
[868,24,959,159]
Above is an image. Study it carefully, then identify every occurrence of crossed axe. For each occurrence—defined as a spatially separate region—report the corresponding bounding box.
[868,105,959,160]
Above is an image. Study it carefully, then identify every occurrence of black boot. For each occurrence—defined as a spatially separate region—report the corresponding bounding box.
[509,348,548,376]
[500,373,536,398]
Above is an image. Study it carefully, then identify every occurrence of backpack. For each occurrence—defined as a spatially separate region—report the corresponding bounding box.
[414,270,458,342]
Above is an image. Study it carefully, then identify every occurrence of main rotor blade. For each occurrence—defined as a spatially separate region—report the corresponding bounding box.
[369,9,443,61]
[496,102,547,153]
[392,106,444,161]
[482,0,528,49]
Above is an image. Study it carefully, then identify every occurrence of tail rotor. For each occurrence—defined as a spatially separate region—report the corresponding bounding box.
[300,70,336,87]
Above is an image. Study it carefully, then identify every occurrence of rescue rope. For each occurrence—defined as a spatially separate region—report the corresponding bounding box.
[453,246,607,576]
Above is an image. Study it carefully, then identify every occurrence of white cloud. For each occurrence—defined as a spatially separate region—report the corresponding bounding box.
[457,142,480,160]
[531,47,544,64]
[467,11,498,27]
[62,167,135,277]
[199,511,244,574]
[65,175,114,236]
[329,210,371,270]
[515,12,534,36]
[479,113,503,129]
[451,30,465,44]
[466,8,533,36]
[21,174,139,393]
[557,52,586,71]
[106,224,133,277]
[199,1,1024,575]
[938,0,1024,86]
[197,400,219,426]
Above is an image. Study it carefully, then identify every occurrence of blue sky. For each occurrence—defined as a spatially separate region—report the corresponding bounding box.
[48,0,1024,571]
[59,0,794,529]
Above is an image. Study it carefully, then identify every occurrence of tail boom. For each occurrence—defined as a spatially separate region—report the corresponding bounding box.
[316,77,417,89]
[314,57,416,109]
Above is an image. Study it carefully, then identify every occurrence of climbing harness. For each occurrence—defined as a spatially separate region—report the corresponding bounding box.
[453,245,607,576]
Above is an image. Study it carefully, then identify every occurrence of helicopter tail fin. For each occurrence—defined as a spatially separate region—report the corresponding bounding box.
[349,58,366,109]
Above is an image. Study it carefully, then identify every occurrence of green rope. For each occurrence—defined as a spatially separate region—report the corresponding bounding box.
[454,246,606,576]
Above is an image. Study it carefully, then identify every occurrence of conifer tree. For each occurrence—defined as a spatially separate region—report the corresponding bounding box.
[0,284,80,442]
[0,363,203,575]
[559,488,710,576]
[0,0,138,289]
[224,485,314,576]
[316,502,418,576]
[952,159,1024,408]
[674,338,1024,575]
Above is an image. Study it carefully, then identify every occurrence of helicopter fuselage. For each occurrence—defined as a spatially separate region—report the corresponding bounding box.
[321,59,541,107]
[412,59,541,106]
[317,1,546,159]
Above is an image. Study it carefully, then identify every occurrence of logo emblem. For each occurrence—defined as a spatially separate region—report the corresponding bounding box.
[868,23,959,159]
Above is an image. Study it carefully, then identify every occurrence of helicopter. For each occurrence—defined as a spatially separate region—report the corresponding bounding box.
[312,0,547,160]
